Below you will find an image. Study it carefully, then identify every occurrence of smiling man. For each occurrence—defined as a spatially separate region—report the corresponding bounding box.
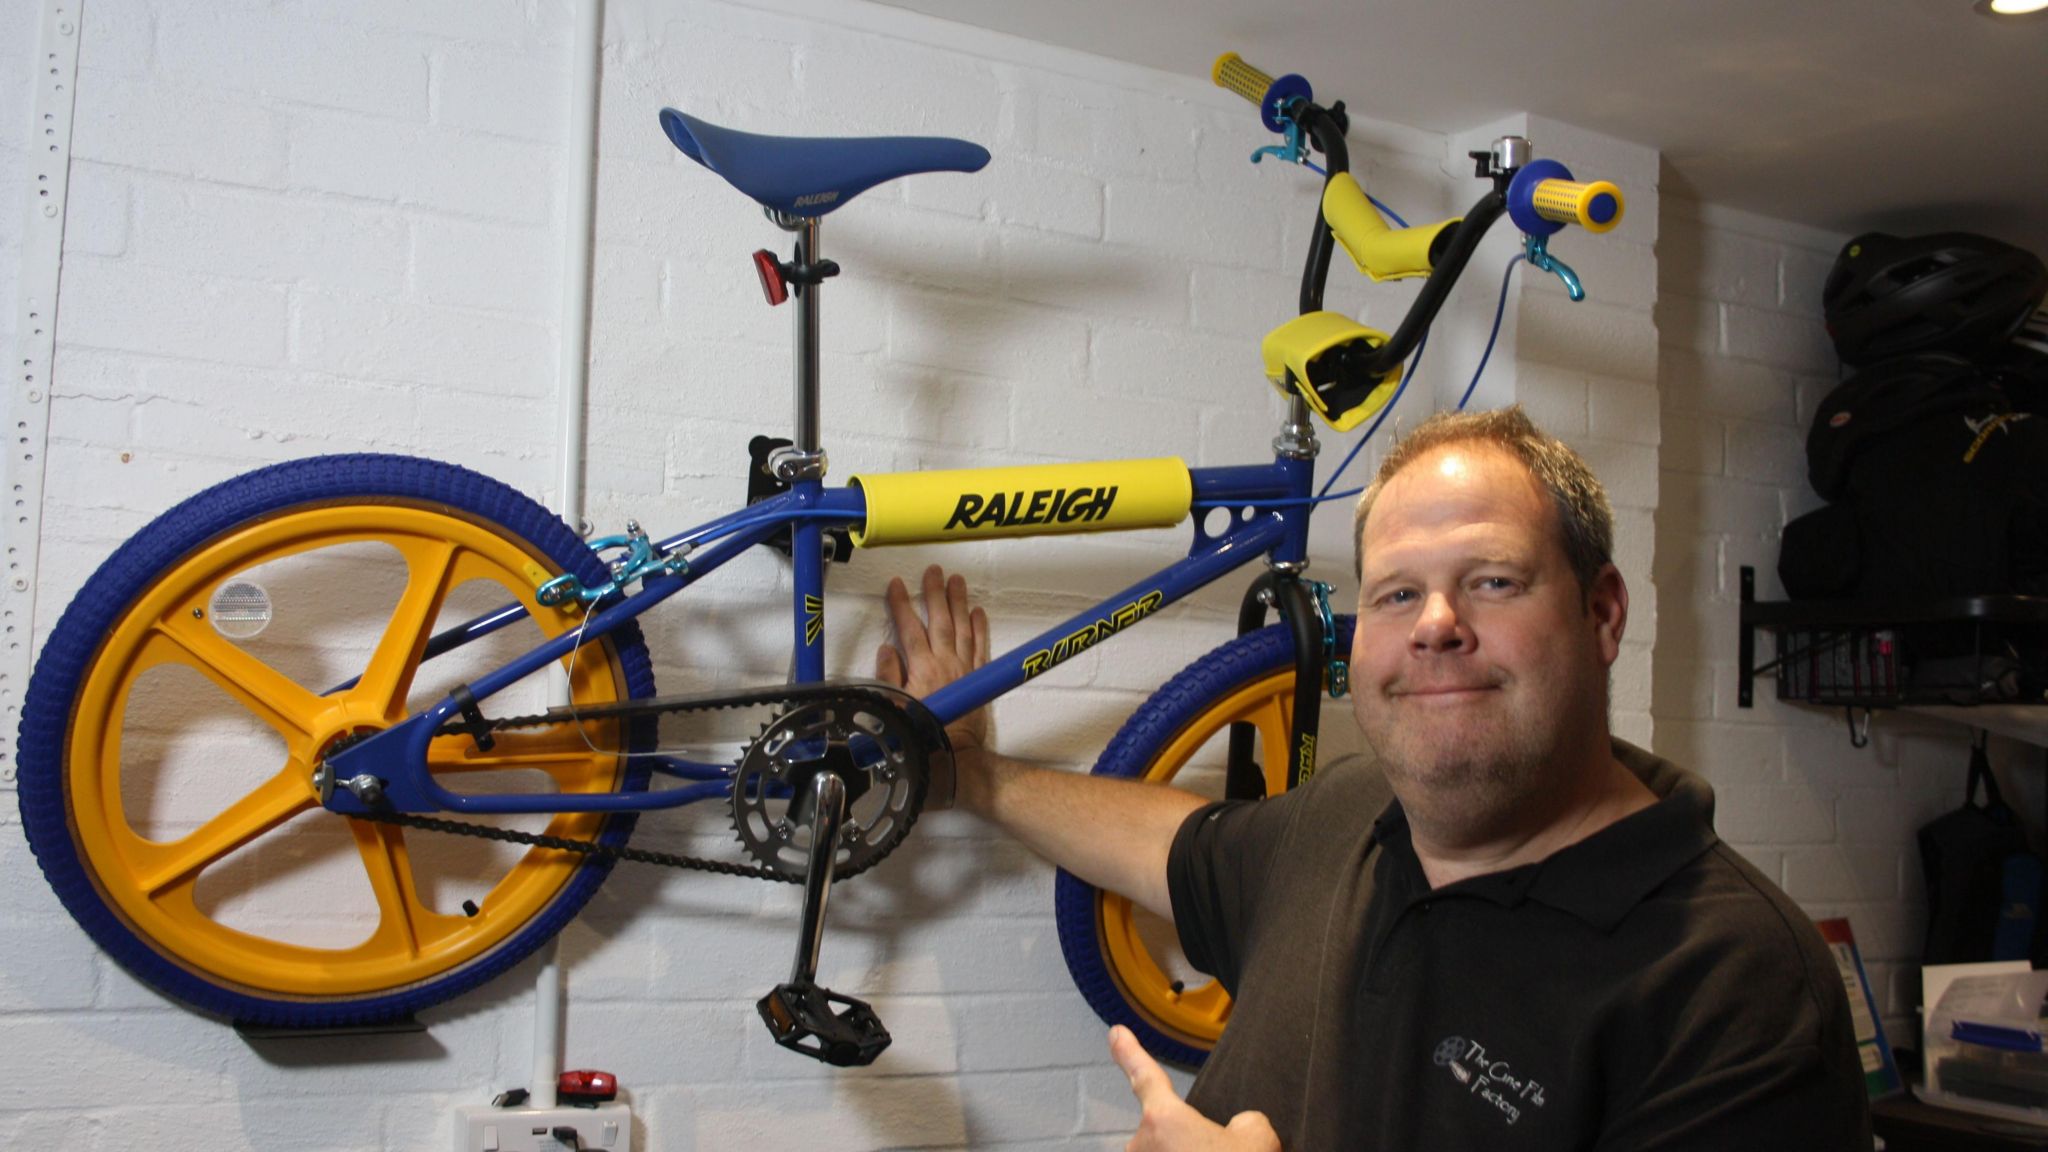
[880,407,1871,1150]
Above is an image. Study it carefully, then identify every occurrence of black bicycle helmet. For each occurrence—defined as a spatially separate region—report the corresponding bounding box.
[1823,232,2048,367]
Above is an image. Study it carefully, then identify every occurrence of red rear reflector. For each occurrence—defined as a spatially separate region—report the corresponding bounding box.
[753,249,789,306]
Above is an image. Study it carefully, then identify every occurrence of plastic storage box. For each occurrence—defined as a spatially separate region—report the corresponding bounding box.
[1926,971,2048,1126]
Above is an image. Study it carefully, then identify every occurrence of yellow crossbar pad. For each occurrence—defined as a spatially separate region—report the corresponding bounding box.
[1321,173,1458,282]
[849,459,1192,547]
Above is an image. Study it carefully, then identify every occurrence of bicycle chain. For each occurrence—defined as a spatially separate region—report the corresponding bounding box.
[344,682,928,884]
[353,808,796,882]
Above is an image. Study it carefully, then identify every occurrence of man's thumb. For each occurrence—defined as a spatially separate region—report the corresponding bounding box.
[1225,1110,1280,1149]
[1108,1026,1169,1102]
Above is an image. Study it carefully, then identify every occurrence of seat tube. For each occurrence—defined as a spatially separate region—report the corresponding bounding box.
[770,212,830,685]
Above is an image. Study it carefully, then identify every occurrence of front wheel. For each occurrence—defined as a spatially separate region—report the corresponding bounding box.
[17,454,656,1027]
[1053,615,1355,1068]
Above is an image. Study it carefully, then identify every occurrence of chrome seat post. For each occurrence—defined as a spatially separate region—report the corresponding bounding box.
[767,209,829,482]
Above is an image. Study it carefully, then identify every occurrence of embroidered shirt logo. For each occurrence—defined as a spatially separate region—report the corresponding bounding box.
[1431,1036,1549,1127]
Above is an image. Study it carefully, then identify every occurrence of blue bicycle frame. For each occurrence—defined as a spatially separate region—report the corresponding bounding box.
[321,455,1318,818]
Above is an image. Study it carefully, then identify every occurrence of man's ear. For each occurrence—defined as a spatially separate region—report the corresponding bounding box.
[1588,563,1627,665]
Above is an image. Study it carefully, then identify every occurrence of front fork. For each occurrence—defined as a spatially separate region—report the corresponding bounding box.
[1231,570,1347,798]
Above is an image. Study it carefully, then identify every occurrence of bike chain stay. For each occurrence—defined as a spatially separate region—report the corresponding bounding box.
[342,680,946,884]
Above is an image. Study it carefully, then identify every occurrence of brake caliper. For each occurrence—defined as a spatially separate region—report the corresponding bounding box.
[1309,579,1349,698]
[536,519,692,607]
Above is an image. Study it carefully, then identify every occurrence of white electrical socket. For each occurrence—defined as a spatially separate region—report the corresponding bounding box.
[454,1102,632,1152]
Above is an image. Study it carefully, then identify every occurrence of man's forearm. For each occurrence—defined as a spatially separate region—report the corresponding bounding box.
[953,747,1207,921]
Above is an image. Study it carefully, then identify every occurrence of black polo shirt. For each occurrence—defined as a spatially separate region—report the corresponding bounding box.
[1168,741,1872,1150]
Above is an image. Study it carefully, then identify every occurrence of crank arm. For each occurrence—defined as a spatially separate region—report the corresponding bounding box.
[755,771,892,1066]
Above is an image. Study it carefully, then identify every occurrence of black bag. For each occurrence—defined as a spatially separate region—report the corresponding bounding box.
[1778,503,1859,600]
[1805,353,2004,503]
[1919,735,2034,965]
[1788,354,2048,602]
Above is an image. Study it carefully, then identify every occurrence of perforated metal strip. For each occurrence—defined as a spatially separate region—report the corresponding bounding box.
[1,0,84,783]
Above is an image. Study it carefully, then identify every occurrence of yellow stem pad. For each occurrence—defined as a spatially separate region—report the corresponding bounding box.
[850,458,1192,547]
[1260,311,1400,432]
[1321,172,1458,282]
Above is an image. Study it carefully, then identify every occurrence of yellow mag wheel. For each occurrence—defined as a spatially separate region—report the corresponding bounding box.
[1053,615,1354,1067]
[17,456,656,1025]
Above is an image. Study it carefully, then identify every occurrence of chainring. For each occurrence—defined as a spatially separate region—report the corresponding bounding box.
[731,694,929,880]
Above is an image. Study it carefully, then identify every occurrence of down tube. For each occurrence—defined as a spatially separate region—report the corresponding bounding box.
[921,513,1291,726]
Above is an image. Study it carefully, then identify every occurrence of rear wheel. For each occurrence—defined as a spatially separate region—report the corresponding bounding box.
[17,454,656,1026]
[1053,616,1355,1067]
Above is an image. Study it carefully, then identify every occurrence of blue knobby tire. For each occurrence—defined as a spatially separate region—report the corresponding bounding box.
[1053,615,1355,1068]
[16,454,656,1027]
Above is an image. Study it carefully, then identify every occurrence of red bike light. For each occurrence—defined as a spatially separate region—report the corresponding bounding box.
[558,1069,618,1103]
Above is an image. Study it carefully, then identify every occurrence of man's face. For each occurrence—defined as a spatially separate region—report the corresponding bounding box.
[1350,443,1625,831]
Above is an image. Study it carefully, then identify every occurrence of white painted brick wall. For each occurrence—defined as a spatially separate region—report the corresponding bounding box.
[1649,196,2023,1046]
[11,0,1891,1147]
[1507,115,1662,747]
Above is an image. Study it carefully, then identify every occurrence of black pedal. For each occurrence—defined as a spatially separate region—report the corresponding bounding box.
[746,435,852,563]
[757,980,891,1067]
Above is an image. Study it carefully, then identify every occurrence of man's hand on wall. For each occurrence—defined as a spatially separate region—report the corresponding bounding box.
[1110,1026,1282,1152]
[876,564,991,756]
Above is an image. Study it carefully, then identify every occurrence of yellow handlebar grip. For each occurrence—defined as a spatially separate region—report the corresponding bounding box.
[1531,178,1625,234]
[1213,52,1274,105]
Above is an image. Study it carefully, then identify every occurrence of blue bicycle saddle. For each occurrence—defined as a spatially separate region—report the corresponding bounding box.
[659,109,990,218]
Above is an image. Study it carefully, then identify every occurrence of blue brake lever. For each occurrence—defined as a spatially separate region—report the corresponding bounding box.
[1249,113,1310,167]
[1523,234,1584,302]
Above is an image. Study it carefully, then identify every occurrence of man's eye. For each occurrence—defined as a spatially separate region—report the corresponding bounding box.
[1476,577,1519,593]
[1377,589,1417,607]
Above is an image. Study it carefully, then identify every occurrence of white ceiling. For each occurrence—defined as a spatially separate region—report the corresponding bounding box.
[876,0,2048,260]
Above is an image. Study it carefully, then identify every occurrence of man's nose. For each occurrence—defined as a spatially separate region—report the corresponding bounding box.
[1410,591,1468,653]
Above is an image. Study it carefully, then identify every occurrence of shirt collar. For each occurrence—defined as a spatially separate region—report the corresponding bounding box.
[1374,740,1720,931]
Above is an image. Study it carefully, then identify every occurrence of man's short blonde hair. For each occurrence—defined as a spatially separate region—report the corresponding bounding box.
[1353,406,1615,593]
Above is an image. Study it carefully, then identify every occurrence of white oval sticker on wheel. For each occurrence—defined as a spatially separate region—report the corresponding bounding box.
[208,580,273,639]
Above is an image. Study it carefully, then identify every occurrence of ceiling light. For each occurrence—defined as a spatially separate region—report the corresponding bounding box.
[1975,0,2048,17]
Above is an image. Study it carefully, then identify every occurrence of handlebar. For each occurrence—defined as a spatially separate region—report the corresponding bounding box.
[1533,178,1623,232]
[1216,51,1627,426]
[1507,158,1624,235]
[1211,52,1273,105]
[1212,52,1315,133]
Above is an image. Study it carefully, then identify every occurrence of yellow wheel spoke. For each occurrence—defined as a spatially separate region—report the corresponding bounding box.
[1103,670,1298,1050]
[149,620,327,743]
[348,819,465,959]
[1249,696,1293,795]
[69,497,638,999]
[132,767,317,895]
[355,539,460,720]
